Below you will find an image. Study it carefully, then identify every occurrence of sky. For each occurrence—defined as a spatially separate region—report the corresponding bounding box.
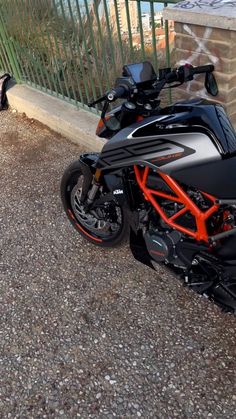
[71,1,164,16]
[77,1,164,13]
[141,2,164,13]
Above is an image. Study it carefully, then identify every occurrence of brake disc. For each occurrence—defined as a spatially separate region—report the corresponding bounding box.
[71,181,120,235]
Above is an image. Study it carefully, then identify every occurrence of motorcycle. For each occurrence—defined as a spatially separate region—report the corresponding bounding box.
[61,61,236,313]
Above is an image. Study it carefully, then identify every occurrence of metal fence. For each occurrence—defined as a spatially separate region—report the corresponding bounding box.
[0,0,180,113]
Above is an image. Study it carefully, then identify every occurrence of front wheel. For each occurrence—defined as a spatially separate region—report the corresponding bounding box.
[60,160,129,247]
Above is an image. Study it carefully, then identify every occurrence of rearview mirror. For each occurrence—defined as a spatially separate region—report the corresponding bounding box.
[205,72,218,97]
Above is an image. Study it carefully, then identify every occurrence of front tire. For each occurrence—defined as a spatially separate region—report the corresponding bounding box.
[60,160,129,247]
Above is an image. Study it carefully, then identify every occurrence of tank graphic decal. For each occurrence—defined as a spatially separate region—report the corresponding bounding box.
[99,137,195,167]
[127,115,170,139]
[98,131,221,172]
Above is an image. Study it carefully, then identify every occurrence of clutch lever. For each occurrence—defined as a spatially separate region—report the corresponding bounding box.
[88,94,107,107]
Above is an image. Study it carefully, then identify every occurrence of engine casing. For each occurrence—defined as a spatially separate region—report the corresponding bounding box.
[144,230,182,264]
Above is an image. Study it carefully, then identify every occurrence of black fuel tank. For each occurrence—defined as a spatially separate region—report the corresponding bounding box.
[133,100,236,156]
[97,99,236,199]
[171,154,236,199]
[97,101,222,173]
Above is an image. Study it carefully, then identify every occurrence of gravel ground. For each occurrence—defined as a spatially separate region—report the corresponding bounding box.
[0,110,236,419]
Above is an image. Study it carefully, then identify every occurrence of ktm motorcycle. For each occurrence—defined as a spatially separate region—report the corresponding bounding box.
[61,61,236,313]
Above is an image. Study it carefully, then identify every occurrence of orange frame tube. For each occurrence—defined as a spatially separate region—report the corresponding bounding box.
[134,165,219,242]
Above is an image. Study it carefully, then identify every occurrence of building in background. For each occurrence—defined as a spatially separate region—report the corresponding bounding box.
[109,4,175,54]
[110,0,138,34]
[141,13,150,31]
[154,11,163,28]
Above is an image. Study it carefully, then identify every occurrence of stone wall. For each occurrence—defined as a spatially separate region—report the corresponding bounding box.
[163,0,236,128]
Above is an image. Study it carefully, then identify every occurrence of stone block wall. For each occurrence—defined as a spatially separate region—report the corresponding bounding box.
[163,1,236,128]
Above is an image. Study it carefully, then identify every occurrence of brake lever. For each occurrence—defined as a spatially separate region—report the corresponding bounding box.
[88,94,107,107]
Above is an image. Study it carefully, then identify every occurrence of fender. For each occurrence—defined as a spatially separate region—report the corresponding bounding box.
[103,171,139,232]
[79,153,99,203]
[103,172,127,205]
[80,153,139,232]
[79,153,127,204]
[102,170,139,231]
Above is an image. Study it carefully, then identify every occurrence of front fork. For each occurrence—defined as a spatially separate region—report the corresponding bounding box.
[78,153,130,215]
[77,154,102,209]
[85,169,102,206]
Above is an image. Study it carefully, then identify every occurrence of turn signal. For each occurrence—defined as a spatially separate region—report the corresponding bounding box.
[96,116,111,136]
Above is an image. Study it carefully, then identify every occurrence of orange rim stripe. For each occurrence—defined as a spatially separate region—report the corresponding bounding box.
[68,209,103,243]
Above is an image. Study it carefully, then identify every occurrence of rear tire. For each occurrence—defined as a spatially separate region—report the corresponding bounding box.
[61,160,129,247]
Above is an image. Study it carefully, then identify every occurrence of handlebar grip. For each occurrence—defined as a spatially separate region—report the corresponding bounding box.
[88,85,128,107]
[192,64,214,75]
[107,85,128,102]
[177,64,215,83]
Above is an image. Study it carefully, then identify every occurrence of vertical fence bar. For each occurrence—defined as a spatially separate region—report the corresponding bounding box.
[0,41,5,72]
[5,0,26,83]
[51,0,75,101]
[0,5,21,82]
[164,3,170,68]
[0,31,13,74]
[38,0,66,98]
[150,1,158,71]
[29,0,58,93]
[26,0,51,92]
[137,0,145,61]
[102,0,116,70]
[13,0,40,86]
[66,0,91,102]
[0,0,180,111]
[92,0,110,88]
[58,0,85,105]
[164,2,172,103]
[74,0,97,102]
[113,0,125,66]
[124,0,134,60]
[83,0,104,96]
[22,0,44,90]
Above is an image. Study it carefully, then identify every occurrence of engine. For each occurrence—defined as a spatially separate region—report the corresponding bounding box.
[135,167,236,271]
[144,229,184,266]
[143,184,236,269]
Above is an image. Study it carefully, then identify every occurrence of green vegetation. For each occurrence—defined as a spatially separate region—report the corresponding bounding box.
[0,0,175,110]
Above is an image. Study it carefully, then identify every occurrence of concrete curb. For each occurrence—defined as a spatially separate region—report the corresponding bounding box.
[6,82,106,151]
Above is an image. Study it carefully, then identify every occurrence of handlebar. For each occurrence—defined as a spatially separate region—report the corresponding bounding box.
[171,63,214,84]
[192,64,214,75]
[88,64,215,107]
[88,85,129,107]
[107,85,128,101]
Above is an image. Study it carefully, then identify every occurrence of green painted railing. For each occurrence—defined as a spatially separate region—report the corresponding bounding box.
[0,0,180,113]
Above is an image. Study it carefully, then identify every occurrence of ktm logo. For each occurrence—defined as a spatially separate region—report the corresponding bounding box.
[113,189,124,195]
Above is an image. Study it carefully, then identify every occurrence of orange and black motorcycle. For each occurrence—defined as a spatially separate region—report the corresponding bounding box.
[61,61,236,312]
